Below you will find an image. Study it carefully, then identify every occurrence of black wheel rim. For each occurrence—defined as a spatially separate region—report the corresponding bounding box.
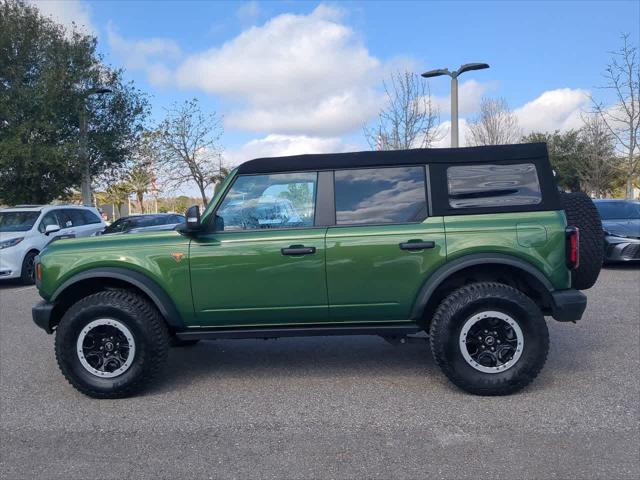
[459,310,524,373]
[76,319,136,378]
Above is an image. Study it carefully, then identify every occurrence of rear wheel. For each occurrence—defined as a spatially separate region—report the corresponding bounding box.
[429,282,549,396]
[20,251,37,285]
[55,290,169,398]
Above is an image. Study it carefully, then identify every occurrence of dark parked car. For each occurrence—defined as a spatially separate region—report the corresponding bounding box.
[594,199,640,262]
[100,214,185,235]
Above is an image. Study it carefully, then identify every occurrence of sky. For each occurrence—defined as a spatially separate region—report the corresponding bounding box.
[32,0,640,195]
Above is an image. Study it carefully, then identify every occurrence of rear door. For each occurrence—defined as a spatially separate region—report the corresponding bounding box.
[190,171,329,327]
[325,166,446,323]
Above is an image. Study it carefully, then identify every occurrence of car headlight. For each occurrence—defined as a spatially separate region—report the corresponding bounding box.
[0,237,24,249]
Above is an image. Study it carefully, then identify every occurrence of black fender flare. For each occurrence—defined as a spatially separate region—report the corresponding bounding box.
[51,267,185,330]
[409,253,555,321]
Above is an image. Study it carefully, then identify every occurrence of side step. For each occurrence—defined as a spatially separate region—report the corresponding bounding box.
[176,324,422,341]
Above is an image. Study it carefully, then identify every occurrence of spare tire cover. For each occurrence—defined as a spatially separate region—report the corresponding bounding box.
[560,191,604,290]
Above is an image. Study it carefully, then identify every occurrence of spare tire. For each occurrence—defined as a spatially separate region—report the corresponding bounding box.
[559,192,603,290]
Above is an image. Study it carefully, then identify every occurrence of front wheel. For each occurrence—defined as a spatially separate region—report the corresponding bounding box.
[429,282,549,396]
[20,251,37,285]
[55,290,169,398]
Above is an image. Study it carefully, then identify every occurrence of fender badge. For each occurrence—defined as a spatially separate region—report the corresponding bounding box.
[170,252,185,263]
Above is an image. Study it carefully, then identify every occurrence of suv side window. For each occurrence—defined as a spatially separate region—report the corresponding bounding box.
[216,172,317,231]
[38,211,60,233]
[66,209,87,227]
[56,210,73,229]
[334,166,427,225]
[81,209,102,225]
[446,163,542,209]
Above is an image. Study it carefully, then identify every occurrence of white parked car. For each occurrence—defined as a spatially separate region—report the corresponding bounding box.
[0,205,105,284]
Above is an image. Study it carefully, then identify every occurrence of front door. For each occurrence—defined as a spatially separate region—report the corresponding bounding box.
[190,172,328,327]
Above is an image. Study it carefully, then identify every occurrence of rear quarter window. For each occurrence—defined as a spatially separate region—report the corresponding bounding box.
[81,210,102,224]
[446,163,542,209]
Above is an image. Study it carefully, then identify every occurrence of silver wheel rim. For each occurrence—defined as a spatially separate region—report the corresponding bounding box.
[76,319,136,378]
[459,310,524,374]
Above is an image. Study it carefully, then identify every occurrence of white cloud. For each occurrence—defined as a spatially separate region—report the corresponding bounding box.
[30,0,94,33]
[107,4,382,136]
[175,5,379,107]
[226,89,382,136]
[514,88,590,134]
[107,24,181,87]
[224,134,357,167]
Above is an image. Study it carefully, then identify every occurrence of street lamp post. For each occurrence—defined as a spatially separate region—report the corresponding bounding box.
[79,87,112,206]
[421,63,490,147]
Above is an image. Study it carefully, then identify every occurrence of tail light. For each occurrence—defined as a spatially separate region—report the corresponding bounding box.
[566,227,579,270]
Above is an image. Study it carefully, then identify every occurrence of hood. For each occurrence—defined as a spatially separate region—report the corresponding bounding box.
[602,219,640,239]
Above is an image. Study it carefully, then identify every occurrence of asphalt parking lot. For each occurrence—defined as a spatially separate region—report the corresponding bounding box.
[1,266,639,480]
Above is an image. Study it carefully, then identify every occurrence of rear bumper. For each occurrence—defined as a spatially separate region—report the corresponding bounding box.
[550,289,587,322]
[32,300,55,333]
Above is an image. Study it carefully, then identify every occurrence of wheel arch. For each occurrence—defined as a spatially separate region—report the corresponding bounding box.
[49,267,185,332]
[410,253,555,327]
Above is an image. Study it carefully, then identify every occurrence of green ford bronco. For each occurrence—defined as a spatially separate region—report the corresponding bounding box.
[32,143,603,398]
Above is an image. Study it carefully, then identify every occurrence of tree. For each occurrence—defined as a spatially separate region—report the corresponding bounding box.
[127,163,153,213]
[156,99,225,205]
[467,97,522,146]
[364,71,442,150]
[0,0,148,205]
[99,183,130,220]
[522,130,583,192]
[592,34,640,198]
[578,114,621,197]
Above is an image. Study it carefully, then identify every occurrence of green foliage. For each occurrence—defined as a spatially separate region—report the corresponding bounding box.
[174,195,190,214]
[127,162,153,213]
[522,131,583,192]
[0,0,148,205]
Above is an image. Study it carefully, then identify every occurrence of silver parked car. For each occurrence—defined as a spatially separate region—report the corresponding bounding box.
[594,199,640,263]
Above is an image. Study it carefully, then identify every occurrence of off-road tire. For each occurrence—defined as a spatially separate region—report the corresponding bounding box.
[429,282,549,396]
[560,191,603,290]
[20,250,37,285]
[55,289,170,398]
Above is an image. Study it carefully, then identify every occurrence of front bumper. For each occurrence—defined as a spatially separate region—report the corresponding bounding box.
[32,300,55,333]
[550,289,587,322]
[0,249,22,279]
[604,236,640,262]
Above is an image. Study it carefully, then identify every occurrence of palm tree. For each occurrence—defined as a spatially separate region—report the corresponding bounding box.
[127,164,153,214]
[103,183,131,219]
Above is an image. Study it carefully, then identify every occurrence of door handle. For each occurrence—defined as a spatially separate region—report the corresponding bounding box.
[281,245,316,256]
[399,240,435,251]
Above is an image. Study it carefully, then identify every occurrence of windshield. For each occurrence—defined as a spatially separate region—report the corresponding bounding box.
[0,211,40,232]
[595,201,640,220]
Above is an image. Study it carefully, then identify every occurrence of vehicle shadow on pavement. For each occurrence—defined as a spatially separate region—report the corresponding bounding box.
[602,263,640,271]
[148,337,438,395]
[0,278,35,292]
[0,279,34,290]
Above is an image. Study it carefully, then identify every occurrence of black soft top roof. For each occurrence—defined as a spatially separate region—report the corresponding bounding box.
[237,143,549,175]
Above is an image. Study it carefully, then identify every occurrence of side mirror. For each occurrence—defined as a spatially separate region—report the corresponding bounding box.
[185,205,201,232]
[44,224,60,236]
